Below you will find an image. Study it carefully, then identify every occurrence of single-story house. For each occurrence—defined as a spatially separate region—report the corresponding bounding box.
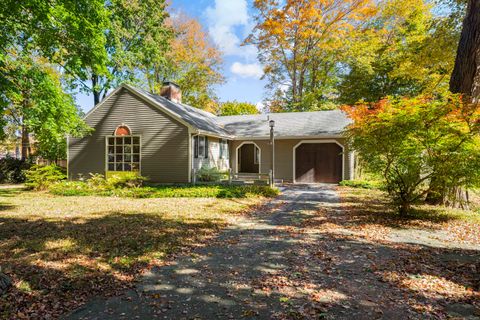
[68,83,354,184]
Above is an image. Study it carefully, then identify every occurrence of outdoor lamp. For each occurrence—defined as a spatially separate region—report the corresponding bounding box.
[269,119,275,128]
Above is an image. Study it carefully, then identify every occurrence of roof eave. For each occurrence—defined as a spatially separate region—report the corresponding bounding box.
[231,134,345,140]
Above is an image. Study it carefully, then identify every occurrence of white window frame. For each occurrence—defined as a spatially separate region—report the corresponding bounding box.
[105,135,142,173]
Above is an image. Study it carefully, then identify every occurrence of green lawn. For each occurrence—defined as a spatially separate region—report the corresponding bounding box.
[0,187,267,319]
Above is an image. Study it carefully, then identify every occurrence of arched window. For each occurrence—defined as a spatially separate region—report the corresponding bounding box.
[114,125,131,136]
[106,124,140,172]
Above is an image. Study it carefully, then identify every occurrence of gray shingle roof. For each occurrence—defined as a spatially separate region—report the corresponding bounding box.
[216,110,351,138]
[125,85,350,139]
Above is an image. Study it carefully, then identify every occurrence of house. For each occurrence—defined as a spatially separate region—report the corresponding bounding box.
[68,83,354,184]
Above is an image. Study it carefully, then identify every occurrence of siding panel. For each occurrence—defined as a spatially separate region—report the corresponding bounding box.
[192,137,229,172]
[69,88,189,183]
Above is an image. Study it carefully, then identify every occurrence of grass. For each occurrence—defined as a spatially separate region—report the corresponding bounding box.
[49,181,280,198]
[339,179,384,189]
[0,187,268,318]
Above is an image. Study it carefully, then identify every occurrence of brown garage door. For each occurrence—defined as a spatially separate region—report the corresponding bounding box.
[295,143,343,183]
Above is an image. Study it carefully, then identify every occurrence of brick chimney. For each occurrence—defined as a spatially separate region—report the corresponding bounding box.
[160,81,182,104]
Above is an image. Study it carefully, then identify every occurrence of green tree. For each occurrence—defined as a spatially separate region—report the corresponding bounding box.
[69,0,173,106]
[0,0,109,95]
[338,0,461,104]
[1,54,91,160]
[343,94,480,214]
[217,101,259,116]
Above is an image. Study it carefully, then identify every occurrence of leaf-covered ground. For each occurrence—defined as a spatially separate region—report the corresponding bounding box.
[65,185,480,320]
[0,187,264,319]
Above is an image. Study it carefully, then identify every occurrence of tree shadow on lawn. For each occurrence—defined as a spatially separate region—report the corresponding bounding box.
[66,191,479,320]
[0,211,229,319]
[0,187,25,197]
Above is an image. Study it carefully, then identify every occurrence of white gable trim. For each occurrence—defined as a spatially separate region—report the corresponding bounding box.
[84,84,233,139]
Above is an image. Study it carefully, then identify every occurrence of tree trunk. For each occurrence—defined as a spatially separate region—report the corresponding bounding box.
[92,74,101,106]
[427,0,479,206]
[399,201,410,216]
[21,123,30,160]
[425,174,445,205]
[449,0,480,102]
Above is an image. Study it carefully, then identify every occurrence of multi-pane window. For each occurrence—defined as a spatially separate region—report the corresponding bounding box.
[107,136,140,172]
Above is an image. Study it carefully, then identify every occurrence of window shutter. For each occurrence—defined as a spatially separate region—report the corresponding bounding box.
[204,137,209,158]
[219,139,224,159]
[194,136,199,158]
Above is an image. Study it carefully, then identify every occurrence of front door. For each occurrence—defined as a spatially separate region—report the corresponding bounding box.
[238,144,259,173]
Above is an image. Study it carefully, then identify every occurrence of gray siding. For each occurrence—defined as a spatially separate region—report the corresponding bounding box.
[68,88,190,183]
[230,138,354,182]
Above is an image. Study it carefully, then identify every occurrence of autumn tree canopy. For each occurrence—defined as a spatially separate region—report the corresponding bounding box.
[247,0,464,111]
[247,0,377,111]
[150,12,224,113]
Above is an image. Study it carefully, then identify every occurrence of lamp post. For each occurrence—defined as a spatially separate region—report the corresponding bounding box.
[269,119,275,187]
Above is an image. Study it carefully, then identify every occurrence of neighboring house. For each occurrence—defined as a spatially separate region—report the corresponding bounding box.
[68,83,354,184]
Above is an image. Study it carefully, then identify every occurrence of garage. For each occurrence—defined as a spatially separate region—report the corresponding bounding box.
[294,142,343,183]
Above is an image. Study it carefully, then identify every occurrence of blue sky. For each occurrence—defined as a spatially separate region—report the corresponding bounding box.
[76,0,266,113]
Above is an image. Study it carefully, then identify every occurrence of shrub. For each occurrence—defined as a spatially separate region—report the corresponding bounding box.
[105,172,147,188]
[25,164,66,190]
[86,173,107,188]
[343,94,480,215]
[49,182,279,199]
[196,166,225,182]
[49,181,91,196]
[0,157,31,183]
[216,185,279,198]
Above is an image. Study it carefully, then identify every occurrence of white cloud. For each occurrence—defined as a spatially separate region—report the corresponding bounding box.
[204,0,256,58]
[230,62,263,79]
[255,101,265,112]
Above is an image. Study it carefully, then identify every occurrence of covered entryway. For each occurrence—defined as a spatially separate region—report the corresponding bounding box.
[237,142,260,173]
[294,142,343,183]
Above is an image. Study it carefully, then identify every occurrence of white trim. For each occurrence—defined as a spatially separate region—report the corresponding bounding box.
[85,84,233,139]
[105,135,142,175]
[188,129,192,183]
[123,84,197,132]
[66,135,70,179]
[197,130,234,140]
[124,84,234,139]
[292,140,345,184]
[114,123,133,136]
[235,141,261,174]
